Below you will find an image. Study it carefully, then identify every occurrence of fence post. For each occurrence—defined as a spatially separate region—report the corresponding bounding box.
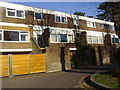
[8,54,13,78]
[44,53,48,73]
[28,54,31,75]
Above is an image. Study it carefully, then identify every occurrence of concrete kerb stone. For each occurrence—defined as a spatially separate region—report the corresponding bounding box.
[79,74,93,88]
[90,73,112,90]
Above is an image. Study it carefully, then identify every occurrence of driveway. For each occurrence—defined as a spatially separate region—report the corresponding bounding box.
[2,71,89,88]
[2,63,118,88]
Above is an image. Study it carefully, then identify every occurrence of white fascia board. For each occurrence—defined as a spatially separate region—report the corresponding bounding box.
[0,22,28,27]
[0,49,32,52]
[0,1,114,25]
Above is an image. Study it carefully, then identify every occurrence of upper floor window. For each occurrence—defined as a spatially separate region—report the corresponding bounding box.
[87,36,103,44]
[112,35,119,43]
[100,23,104,29]
[62,17,67,24]
[7,8,15,16]
[73,19,79,25]
[0,30,30,42]
[35,13,42,20]
[0,30,2,41]
[55,16,67,24]
[87,21,96,28]
[20,31,29,41]
[4,31,19,41]
[17,10,24,17]
[109,25,115,30]
[6,8,25,18]
[55,16,61,23]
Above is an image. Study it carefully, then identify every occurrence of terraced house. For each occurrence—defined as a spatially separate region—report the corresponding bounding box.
[0,1,119,72]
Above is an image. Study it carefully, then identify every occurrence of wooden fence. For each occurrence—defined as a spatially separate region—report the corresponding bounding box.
[0,54,46,77]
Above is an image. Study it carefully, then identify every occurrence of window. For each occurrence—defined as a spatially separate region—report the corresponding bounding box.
[4,31,19,41]
[6,8,24,18]
[58,34,67,42]
[55,16,61,22]
[100,23,104,29]
[20,31,29,41]
[109,25,115,30]
[87,36,103,44]
[0,30,2,41]
[35,13,42,20]
[112,38,119,43]
[87,21,96,28]
[17,10,24,17]
[73,19,79,25]
[7,8,15,16]
[50,34,57,42]
[62,17,67,24]
[87,36,92,43]
[55,16,67,24]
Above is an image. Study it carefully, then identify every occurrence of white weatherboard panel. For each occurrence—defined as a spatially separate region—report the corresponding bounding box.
[0,22,28,27]
[0,49,32,52]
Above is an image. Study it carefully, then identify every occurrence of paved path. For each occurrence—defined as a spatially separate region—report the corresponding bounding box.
[2,71,89,88]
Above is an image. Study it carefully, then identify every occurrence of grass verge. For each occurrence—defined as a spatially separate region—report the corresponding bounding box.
[94,72,118,88]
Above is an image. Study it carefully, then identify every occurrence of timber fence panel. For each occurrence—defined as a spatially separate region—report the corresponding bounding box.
[0,55,9,77]
[0,54,46,77]
[12,55,30,76]
[29,54,46,73]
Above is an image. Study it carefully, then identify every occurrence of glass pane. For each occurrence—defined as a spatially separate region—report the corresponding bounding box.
[17,10,24,17]
[4,31,19,41]
[56,16,60,22]
[100,23,104,29]
[62,17,66,23]
[0,34,2,40]
[51,34,57,42]
[35,13,42,20]
[21,35,28,41]
[20,31,28,33]
[59,34,67,42]
[7,11,15,16]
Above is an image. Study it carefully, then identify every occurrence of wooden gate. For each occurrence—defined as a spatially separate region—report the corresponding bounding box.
[0,54,46,77]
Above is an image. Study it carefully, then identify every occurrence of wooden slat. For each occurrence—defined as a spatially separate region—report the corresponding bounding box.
[12,55,29,75]
[0,55,9,77]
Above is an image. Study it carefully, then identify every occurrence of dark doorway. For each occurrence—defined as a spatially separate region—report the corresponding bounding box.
[98,46,103,65]
[60,47,66,71]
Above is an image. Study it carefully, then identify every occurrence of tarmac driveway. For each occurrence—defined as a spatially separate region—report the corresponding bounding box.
[2,71,89,88]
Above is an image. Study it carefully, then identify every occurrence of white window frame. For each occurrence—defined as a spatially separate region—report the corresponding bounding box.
[55,15,67,24]
[6,8,25,19]
[34,12,42,21]
[87,21,96,28]
[0,30,30,42]
[100,23,104,29]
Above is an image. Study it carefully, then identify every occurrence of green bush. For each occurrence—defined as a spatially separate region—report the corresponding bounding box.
[72,37,96,67]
